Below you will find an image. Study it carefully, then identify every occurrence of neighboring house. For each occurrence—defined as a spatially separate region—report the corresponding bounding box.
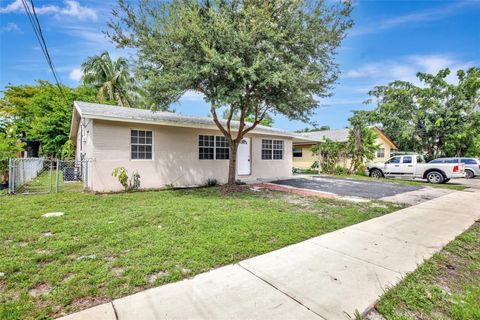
[70,101,315,192]
[292,127,397,170]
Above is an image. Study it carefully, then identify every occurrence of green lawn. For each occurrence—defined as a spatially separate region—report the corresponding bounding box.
[319,174,467,191]
[374,222,480,320]
[0,187,403,319]
[13,171,83,194]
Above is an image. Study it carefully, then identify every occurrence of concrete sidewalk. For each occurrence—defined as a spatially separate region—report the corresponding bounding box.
[60,190,480,320]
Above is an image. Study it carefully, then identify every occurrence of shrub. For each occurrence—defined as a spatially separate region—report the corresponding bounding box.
[130,171,141,191]
[292,167,303,174]
[205,178,218,187]
[333,165,349,175]
[112,167,141,191]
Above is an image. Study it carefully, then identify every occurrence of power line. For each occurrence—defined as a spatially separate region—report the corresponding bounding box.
[21,0,67,99]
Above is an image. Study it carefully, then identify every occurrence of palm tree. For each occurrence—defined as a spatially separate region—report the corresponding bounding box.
[81,51,140,107]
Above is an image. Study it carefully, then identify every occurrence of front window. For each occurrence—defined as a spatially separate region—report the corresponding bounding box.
[199,135,230,160]
[215,136,230,160]
[131,130,153,160]
[262,139,284,160]
[376,148,385,158]
[386,156,401,164]
[293,148,303,158]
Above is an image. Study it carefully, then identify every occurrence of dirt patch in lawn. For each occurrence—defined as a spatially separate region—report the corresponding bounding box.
[28,283,53,297]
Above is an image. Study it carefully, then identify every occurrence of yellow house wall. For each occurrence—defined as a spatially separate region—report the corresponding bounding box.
[372,136,393,162]
[293,133,395,170]
[292,145,318,169]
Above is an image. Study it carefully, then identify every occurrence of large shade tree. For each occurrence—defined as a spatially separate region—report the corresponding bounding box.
[364,68,480,160]
[108,0,353,184]
[82,51,141,107]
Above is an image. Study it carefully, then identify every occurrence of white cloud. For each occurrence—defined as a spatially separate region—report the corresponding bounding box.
[0,22,22,33]
[343,54,473,84]
[0,0,22,13]
[0,0,97,21]
[57,0,97,21]
[68,68,83,81]
[62,26,107,46]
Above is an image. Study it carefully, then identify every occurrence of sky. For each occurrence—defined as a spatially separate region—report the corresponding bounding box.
[0,0,479,131]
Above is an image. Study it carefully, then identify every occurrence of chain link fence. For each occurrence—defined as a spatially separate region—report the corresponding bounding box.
[5,158,91,195]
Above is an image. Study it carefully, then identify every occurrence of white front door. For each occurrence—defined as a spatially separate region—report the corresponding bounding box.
[237,138,251,175]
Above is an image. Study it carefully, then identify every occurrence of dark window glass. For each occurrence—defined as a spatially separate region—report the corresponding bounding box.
[387,157,401,164]
[131,130,153,160]
[461,158,477,164]
[215,136,230,160]
[199,135,215,160]
[445,159,459,163]
[376,148,385,158]
[262,139,283,160]
[273,140,283,160]
[402,156,412,164]
[262,139,272,160]
[293,148,303,158]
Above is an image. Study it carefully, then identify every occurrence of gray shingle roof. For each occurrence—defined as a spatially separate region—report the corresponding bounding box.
[302,128,350,142]
[74,101,316,141]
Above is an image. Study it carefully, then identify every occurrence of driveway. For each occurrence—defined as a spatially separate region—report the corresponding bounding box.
[271,176,420,199]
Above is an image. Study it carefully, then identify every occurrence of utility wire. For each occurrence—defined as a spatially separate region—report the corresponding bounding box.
[21,0,67,99]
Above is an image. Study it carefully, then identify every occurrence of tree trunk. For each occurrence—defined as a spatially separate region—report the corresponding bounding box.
[228,141,238,185]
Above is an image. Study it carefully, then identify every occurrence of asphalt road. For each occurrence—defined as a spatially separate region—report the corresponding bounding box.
[271,176,421,199]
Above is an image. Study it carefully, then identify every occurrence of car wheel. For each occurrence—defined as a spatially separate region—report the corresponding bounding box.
[465,170,474,179]
[369,169,383,178]
[426,171,444,184]
[444,178,450,183]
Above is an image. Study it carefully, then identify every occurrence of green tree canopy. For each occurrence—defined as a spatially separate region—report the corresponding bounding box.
[108,0,353,184]
[221,109,274,127]
[0,81,97,157]
[295,125,331,133]
[82,51,142,107]
[345,120,379,174]
[364,68,480,159]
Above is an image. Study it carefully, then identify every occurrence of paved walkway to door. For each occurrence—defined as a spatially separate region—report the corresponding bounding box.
[60,189,480,320]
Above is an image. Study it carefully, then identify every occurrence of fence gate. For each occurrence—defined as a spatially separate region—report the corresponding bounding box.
[6,158,90,195]
[56,160,89,193]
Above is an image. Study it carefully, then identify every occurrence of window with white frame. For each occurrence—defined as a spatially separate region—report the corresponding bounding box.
[215,136,230,160]
[376,148,385,158]
[199,135,214,159]
[199,135,230,160]
[262,139,284,160]
[131,130,153,160]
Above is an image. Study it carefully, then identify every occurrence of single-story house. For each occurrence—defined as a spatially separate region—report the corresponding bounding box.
[70,101,315,192]
[292,127,397,170]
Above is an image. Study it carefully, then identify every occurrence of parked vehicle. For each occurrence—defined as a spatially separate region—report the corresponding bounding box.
[429,157,480,179]
[367,154,465,184]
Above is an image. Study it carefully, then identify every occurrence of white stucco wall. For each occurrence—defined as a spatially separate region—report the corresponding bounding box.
[85,119,292,192]
[75,118,94,190]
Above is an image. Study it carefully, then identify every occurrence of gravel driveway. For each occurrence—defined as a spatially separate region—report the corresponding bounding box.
[271,176,421,199]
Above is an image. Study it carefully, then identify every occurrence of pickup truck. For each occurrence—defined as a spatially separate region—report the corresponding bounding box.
[367,154,465,184]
